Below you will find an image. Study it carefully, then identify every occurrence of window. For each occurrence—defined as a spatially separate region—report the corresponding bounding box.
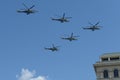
[103,70,109,78]
[102,58,108,61]
[114,69,119,78]
[110,57,119,61]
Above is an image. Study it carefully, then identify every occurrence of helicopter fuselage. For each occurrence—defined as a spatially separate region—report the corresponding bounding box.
[52,18,69,23]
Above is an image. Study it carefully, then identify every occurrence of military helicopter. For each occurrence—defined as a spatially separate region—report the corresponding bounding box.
[51,13,72,23]
[83,22,101,31]
[17,3,37,15]
[61,33,79,41]
[44,44,59,52]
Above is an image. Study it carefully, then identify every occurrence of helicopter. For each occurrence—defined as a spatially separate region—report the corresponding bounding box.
[51,13,72,23]
[17,3,37,15]
[83,22,101,31]
[44,44,59,52]
[61,33,79,41]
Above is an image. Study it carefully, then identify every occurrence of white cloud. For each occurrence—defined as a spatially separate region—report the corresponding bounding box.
[17,68,47,80]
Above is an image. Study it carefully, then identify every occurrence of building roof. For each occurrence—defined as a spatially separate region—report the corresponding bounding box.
[100,52,120,58]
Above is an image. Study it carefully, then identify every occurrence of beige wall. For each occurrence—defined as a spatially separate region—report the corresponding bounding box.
[94,59,120,80]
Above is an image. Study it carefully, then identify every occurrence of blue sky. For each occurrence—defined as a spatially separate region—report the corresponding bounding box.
[0,0,120,80]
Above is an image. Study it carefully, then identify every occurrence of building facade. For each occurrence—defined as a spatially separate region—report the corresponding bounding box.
[93,52,120,80]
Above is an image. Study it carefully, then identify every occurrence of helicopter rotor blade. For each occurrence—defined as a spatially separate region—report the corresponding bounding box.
[30,5,35,9]
[71,33,73,36]
[88,22,94,26]
[95,22,100,26]
[63,13,65,18]
[22,3,29,9]
[71,33,74,37]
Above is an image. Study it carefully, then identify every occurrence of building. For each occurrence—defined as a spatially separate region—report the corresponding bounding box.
[93,52,120,80]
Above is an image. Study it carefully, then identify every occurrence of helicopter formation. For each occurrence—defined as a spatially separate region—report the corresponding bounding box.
[44,33,79,52]
[17,3,102,52]
[44,21,102,52]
